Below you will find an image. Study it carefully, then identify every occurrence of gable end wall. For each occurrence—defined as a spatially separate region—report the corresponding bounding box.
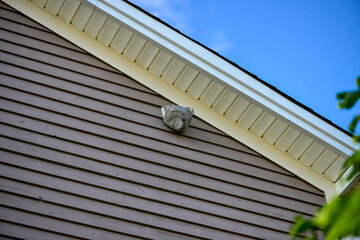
[0,3,324,239]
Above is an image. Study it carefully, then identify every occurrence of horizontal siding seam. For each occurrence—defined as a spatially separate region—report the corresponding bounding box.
[0,109,323,201]
[0,141,320,217]
[0,59,225,137]
[0,137,320,213]
[0,40,128,81]
[0,82,235,156]
[0,33,123,75]
[0,219,90,240]
[0,67,162,117]
[0,13,51,33]
[0,12,79,41]
[0,54,165,105]
[0,174,296,227]
[0,219,87,239]
[0,41,226,135]
[0,96,295,180]
[0,174,292,236]
[0,202,155,240]
[0,233,30,240]
[0,149,299,224]
[0,129,299,207]
[0,4,20,13]
[0,22,82,53]
[0,35,120,75]
[0,78,267,168]
[0,189,268,239]
[0,83,239,161]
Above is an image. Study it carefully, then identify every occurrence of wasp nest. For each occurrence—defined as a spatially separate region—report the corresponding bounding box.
[161,105,194,133]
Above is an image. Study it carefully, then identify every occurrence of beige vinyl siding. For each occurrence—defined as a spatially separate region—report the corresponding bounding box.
[0,2,324,239]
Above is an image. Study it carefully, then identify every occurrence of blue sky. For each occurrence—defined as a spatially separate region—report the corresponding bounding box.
[129,0,360,132]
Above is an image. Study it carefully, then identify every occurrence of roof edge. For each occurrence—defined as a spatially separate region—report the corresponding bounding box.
[95,0,355,156]
[123,0,352,138]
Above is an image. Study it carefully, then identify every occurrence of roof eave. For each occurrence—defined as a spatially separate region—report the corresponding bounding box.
[94,0,355,154]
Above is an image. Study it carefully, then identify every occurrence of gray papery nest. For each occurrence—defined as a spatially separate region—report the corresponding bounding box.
[161,105,194,133]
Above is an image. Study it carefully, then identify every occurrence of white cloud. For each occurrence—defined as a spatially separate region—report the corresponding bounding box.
[129,0,232,54]
[208,29,233,54]
[129,0,193,35]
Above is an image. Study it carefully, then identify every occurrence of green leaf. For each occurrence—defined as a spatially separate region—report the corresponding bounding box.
[325,190,360,239]
[356,76,360,87]
[349,114,360,133]
[338,90,360,109]
[354,135,360,143]
[336,92,347,100]
[343,150,360,180]
[289,215,318,239]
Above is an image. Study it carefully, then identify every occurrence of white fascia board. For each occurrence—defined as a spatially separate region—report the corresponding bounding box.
[335,166,360,195]
[94,0,356,157]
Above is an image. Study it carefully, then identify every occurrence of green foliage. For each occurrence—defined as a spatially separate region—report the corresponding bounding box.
[337,76,360,110]
[290,190,360,240]
[348,114,360,133]
[337,90,360,110]
[316,190,360,239]
[290,76,360,240]
[344,150,360,181]
[289,215,317,240]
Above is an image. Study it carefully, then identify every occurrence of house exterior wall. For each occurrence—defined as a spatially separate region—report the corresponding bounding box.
[0,3,324,239]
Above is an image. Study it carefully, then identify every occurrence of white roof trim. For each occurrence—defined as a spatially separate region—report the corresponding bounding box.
[95,0,355,156]
[336,166,360,195]
[5,0,357,199]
